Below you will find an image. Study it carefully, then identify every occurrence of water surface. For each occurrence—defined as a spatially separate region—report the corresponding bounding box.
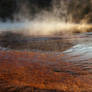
[63,32,92,73]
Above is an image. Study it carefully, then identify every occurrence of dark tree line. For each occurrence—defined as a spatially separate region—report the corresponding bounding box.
[0,0,52,21]
[0,0,17,21]
[0,0,92,23]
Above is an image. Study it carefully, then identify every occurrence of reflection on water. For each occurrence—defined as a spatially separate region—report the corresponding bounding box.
[64,33,92,60]
[63,33,92,73]
[64,44,92,61]
[0,22,26,31]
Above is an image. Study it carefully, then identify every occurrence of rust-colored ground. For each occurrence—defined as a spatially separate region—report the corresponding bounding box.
[0,50,92,92]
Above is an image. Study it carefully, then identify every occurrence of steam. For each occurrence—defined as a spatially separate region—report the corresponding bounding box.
[0,21,92,36]
[0,0,92,36]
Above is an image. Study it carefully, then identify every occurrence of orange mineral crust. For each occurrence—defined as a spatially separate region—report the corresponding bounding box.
[0,50,91,92]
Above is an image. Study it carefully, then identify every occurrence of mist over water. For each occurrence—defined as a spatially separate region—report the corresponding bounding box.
[0,21,92,36]
[0,0,91,36]
[0,0,92,52]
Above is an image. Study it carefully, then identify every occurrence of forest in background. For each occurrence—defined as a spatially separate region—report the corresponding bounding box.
[0,0,92,23]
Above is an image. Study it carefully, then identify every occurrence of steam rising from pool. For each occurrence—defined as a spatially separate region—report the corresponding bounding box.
[0,21,92,36]
[0,0,92,36]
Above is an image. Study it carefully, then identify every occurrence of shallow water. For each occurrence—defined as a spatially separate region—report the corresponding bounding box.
[63,32,92,73]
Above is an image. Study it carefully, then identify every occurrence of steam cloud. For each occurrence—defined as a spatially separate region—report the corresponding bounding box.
[0,0,92,36]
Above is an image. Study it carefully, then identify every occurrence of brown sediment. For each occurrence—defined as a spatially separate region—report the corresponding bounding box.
[0,50,91,92]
